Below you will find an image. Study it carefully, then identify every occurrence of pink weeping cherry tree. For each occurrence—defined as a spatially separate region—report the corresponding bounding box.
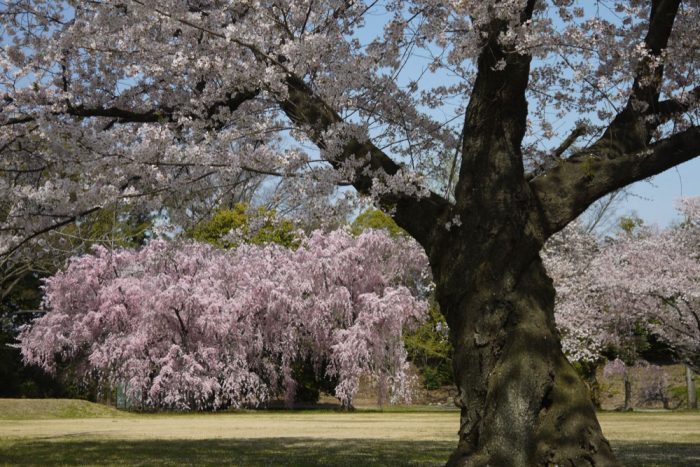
[2,0,700,463]
[19,229,431,410]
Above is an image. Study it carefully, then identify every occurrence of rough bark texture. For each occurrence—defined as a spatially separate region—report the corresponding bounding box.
[406,3,620,462]
[432,257,618,466]
[425,150,619,464]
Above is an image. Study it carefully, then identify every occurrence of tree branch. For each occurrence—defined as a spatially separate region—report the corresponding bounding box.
[66,104,173,123]
[593,0,681,156]
[0,206,102,258]
[453,0,537,203]
[552,125,587,159]
[656,85,700,120]
[531,126,700,234]
[531,0,690,236]
[240,164,353,186]
[2,90,258,129]
[279,75,448,247]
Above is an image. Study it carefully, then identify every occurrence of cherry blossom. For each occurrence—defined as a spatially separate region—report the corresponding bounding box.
[19,230,430,410]
[547,197,700,371]
[3,1,699,463]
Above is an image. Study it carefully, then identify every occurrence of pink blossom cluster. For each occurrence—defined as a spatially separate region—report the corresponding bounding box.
[19,229,430,410]
[543,222,607,363]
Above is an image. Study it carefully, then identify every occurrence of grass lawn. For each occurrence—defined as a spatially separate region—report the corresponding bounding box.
[0,400,698,466]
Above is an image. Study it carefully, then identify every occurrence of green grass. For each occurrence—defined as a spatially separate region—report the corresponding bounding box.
[0,399,698,466]
[2,437,698,466]
[2,439,452,466]
[0,399,127,420]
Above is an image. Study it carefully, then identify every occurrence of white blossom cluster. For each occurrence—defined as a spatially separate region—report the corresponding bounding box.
[1,0,698,265]
[545,197,700,369]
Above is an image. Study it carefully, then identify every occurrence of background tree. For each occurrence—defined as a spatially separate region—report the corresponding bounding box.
[589,198,700,372]
[2,1,700,464]
[351,208,453,392]
[189,202,298,249]
[188,202,331,404]
[351,209,408,238]
[19,230,430,410]
[403,301,453,391]
[548,197,700,410]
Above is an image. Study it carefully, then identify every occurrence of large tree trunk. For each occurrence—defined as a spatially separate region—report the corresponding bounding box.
[434,256,619,466]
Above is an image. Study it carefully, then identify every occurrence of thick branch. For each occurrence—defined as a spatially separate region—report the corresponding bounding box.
[552,125,586,159]
[3,90,258,128]
[657,85,700,119]
[112,1,445,243]
[532,0,688,236]
[0,116,35,127]
[279,75,448,246]
[594,0,681,156]
[454,0,536,204]
[531,126,700,234]
[67,104,173,123]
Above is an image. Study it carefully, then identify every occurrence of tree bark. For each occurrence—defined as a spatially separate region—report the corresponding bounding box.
[623,372,632,412]
[581,362,603,410]
[432,252,619,466]
[687,365,698,410]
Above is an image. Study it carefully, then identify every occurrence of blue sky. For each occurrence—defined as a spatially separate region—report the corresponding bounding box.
[619,157,700,227]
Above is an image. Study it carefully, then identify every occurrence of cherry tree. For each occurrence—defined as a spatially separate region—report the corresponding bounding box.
[547,197,700,409]
[2,1,700,464]
[552,198,700,371]
[587,197,700,370]
[19,229,429,410]
[543,223,607,364]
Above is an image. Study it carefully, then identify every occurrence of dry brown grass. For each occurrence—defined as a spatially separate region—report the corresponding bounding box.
[0,410,455,441]
[600,411,700,443]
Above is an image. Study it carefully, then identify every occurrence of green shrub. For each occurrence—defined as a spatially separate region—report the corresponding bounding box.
[189,203,298,249]
[404,303,453,389]
[351,209,407,237]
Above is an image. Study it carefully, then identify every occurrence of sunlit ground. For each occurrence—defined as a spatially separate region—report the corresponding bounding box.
[0,400,698,466]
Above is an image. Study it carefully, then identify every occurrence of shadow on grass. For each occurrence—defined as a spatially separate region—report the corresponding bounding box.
[612,441,700,467]
[2,438,449,466]
[1,438,698,466]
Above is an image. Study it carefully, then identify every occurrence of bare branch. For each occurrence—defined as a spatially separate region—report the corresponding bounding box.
[552,125,587,160]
